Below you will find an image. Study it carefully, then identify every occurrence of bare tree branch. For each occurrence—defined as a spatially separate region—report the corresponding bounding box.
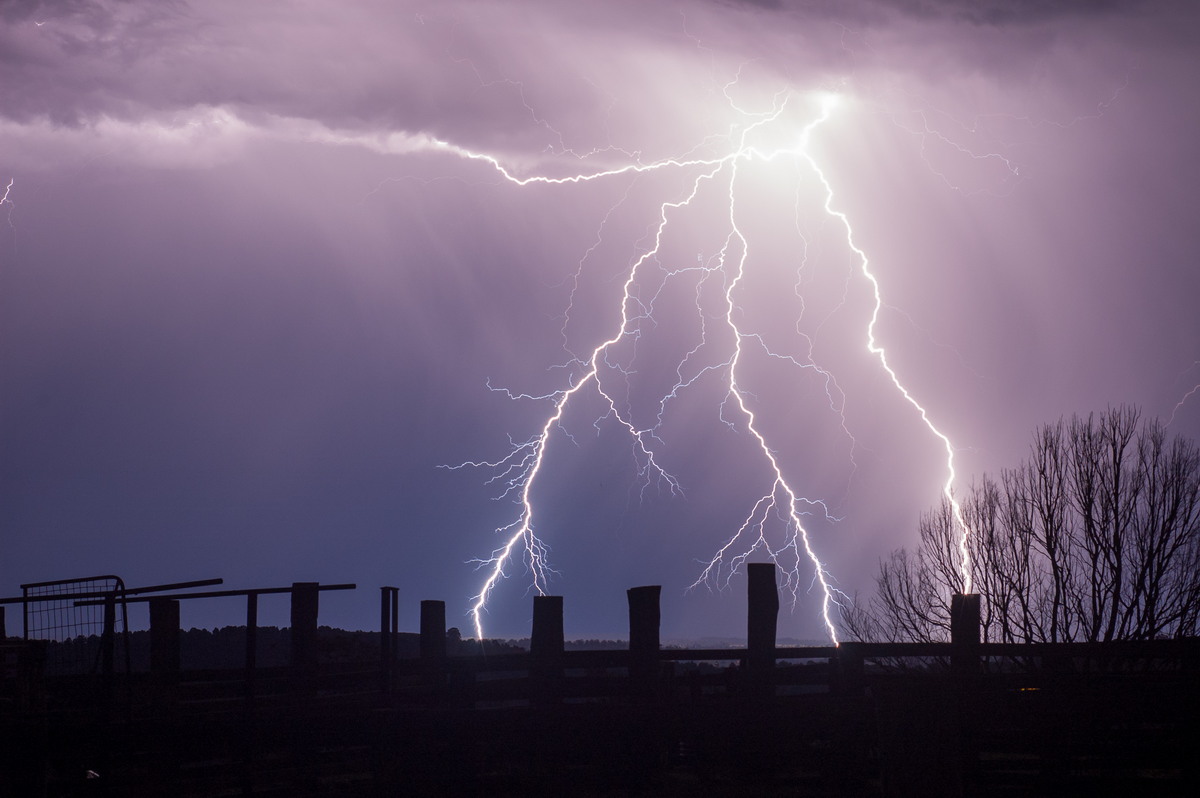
[843,407,1200,644]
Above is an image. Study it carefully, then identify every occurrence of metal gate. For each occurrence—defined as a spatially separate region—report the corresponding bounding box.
[21,575,130,676]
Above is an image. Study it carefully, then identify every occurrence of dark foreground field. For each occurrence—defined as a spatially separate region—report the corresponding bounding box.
[3,646,1198,797]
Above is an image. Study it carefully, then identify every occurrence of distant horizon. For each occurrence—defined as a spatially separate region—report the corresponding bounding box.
[22,620,830,650]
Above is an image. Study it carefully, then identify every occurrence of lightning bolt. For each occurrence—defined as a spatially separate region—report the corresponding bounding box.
[1168,361,1200,428]
[685,96,848,644]
[447,159,722,640]
[797,107,974,594]
[1,178,14,234]
[433,86,972,641]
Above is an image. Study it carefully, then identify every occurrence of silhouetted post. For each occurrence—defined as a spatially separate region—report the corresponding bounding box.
[833,641,869,794]
[389,589,398,659]
[149,598,180,717]
[244,592,259,717]
[835,641,866,696]
[1,606,6,639]
[380,587,399,696]
[530,595,564,705]
[245,593,258,688]
[950,593,981,676]
[100,592,117,730]
[290,582,319,691]
[242,592,260,797]
[101,593,117,678]
[627,585,664,780]
[380,590,390,660]
[288,584,320,793]
[149,597,181,678]
[746,563,779,698]
[419,599,448,701]
[627,585,661,701]
[420,600,447,661]
[531,595,565,657]
[148,597,180,792]
[950,592,981,794]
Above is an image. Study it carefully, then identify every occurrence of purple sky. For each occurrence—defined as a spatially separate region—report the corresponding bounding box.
[2,0,1199,642]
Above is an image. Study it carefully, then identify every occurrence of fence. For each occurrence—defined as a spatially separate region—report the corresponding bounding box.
[0,576,225,675]
[378,569,1198,708]
[3,568,1198,796]
[5,568,1193,713]
[19,575,129,675]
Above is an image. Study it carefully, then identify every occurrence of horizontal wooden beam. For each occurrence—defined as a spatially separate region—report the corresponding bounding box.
[74,583,354,606]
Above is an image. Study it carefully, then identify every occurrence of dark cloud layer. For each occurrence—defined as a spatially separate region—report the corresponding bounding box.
[2,0,1198,640]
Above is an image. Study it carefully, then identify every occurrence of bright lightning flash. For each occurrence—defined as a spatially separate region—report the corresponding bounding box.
[1168,361,1200,428]
[1,178,14,236]
[797,120,975,595]
[436,89,972,641]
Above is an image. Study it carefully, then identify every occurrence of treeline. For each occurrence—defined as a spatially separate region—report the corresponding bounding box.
[484,638,629,651]
[40,626,529,674]
[37,630,774,675]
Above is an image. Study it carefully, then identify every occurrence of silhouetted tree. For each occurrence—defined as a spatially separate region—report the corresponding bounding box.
[845,407,1200,643]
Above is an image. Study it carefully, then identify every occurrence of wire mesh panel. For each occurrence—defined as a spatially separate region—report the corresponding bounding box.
[22,575,129,675]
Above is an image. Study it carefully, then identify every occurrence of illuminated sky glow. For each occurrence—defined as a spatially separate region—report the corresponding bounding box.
[2,0,1198,641]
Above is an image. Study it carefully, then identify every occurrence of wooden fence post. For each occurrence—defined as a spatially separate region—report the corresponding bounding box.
[835,641,865,697]
[833,641,869,794]
[950,592,981,794]
[149,597,181,679]
[148,597,181,793]
[530,595,564,705]
[241,592,260,795]
[419,599,449,701]
[420,600,447,662]
[627,585,661,701]
[380,588,398,696]
[245,593,258,701]
[389,589,399,665]
[149,596,180,724]
[100,592,117,731]
[288,583,320,793]
[290,582,319,689]
[746,563,778,698]
[101,593,117,677]
[951,593,981,676]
